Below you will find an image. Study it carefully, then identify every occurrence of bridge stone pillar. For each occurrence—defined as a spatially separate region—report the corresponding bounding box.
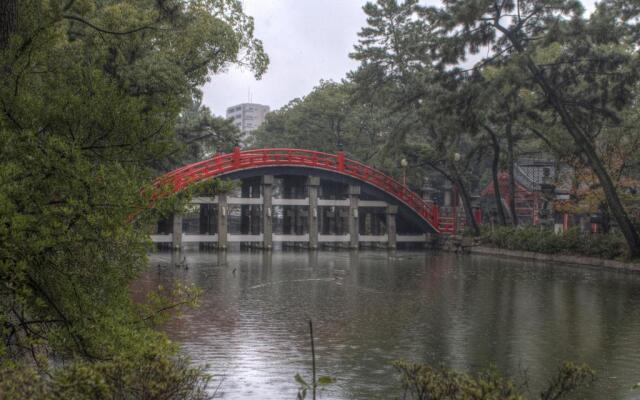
[172,213,183,250]
[308,176,320,249]
[349,185,360,249]
[262,175,273,250]
[217,193,228,250]
[386,205,398,249]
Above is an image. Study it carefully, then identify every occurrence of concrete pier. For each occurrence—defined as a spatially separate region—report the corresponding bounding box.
[349,185,360,249]
[308,176,319,249]
[217,193,228,250]
[386,205,397,250]
[172,213,182,250]
[262,175,273,250]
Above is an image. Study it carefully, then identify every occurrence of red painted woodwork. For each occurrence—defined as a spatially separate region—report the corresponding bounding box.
[154,147,440,233]
[473,207,482,225]
[481,171,540,225]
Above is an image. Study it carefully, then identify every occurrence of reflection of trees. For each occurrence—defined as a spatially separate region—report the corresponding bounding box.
[136,252,640,400]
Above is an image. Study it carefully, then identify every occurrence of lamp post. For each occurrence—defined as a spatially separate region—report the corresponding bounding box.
[452,152,461,234]
[400,158,408,187]
[422,177,436,202]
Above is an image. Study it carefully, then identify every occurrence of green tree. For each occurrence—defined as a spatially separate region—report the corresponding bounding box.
[350,0,640,247]
[474,64,539,227]
[0,0,267,396]
[251,80,392,168]
[351,0,485,235]
[405,78,487,236]
[165,97,241,170]
[425,0,640,254]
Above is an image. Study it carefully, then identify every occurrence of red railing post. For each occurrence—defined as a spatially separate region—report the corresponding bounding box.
[337,151,345,172]
[433,204,439,230]
[232,146,241,168]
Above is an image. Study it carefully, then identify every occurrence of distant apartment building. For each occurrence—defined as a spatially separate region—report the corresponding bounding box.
[226,103,270,141]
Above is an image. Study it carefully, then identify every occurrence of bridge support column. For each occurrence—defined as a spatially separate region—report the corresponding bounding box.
[386,205,397,250]
[349,185,360,249]
[308,176,319,249]
[262,175,273,250]
[217,193,228,250]
[172,213,183,250]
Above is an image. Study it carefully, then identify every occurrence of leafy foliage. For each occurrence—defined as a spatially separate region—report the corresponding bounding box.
[394,360,523,400]
[351,0,487,234]
[481,226,627,259]
[0,352,212,400]
[394,360,594,400]
[294,372,334,400]
[346,0,640,250]
[0,0,267,397]
[250,80,393,169]
[164,98,241,171]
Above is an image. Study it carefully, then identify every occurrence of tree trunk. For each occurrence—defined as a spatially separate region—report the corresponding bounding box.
[485,126,507,225]
[506,122,518,226]
[0,0,17,49]
[599,201,610,234]
[495,22,640,255]
[524,55,640,257]
[451,165,480,236]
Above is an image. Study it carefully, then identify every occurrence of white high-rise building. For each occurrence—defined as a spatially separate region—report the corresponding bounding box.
[226,103,270,141]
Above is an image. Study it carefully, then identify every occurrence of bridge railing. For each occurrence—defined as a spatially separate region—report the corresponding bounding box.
[154,147,439,231]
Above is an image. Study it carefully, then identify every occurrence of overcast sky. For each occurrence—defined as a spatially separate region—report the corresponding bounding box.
[201,0,598,117]
[201,0,369,116]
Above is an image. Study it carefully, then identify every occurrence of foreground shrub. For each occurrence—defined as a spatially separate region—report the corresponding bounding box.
[393,361,523,400]
[394,360,594,400]
[0,353,211,400]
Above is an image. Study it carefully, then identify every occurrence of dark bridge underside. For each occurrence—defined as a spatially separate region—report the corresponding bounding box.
[216,165,437,234]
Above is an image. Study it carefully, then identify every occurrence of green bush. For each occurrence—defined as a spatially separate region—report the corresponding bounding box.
[393,360,594,400]
[480,226,626,259]
[0,353,211,400]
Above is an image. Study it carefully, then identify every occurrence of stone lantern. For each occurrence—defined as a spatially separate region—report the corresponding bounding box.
[539,168,556,228]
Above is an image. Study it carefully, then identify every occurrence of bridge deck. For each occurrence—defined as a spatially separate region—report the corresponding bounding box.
[153,147,440,233]
[150,148,450,249]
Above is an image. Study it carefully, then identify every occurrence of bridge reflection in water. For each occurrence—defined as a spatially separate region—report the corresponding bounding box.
[151,148,441,250]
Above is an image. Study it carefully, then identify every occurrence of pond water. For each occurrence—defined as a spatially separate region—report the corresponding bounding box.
[136,250,640,399]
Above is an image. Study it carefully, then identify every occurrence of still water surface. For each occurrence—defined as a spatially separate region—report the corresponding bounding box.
[136,251,640,399]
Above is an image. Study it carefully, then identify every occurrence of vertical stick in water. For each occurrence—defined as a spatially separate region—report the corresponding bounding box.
[309,319,316,400]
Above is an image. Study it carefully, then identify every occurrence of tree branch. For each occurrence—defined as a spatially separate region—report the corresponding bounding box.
[63,14,159,36]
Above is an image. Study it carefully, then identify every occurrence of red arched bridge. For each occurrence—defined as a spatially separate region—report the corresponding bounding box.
[152,147,448,249]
